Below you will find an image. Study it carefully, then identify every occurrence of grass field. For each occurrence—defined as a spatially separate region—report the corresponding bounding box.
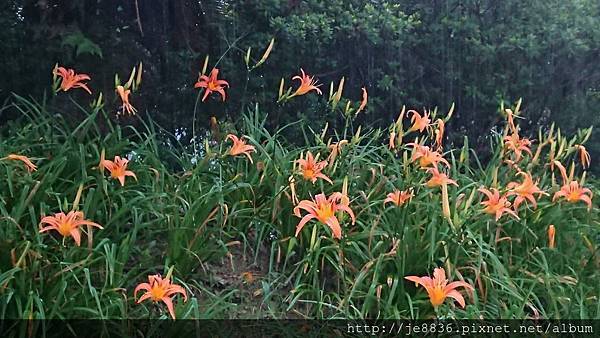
[0,63,598,324]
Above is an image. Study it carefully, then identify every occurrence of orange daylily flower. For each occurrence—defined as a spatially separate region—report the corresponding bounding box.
[194,68,230,102]
[506,172,547,209]
[405,267,473,308]
[409,143,450,169]
[548,224,556,249]
[503,133,532,162]
[575,145,591,169]
[53,66,92,94]
[425,167,458,188]
[134,274,188,319]
[553,181,593,211]
[39,211,103,246]
[384,189,413,207]
[291,68,322,96]
[101,156,137,186]
[552,161,593,210]
[478,187,519,221]
[4,154,37,172]
[357,87,368,113]
[226,134,256,163]
[408,109,431,132]
[294,192,356,240]
[116,85,137,115]
[296,151,332,184]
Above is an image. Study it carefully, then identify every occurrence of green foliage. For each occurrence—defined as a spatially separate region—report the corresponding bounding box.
[0,92,598,321]
[62,31,104,59]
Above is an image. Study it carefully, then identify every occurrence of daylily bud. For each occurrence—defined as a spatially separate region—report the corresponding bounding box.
[254,38,274,68]
[73,183,84,211]
[165,266,175,280]
[135,62,143,88]
[114,73,121,87]
[492,166,498,188]
[356,87,367,114]
[388,131,396,149]
[91,92,104,110]
[125,66,136,90]
[568,161,575,182]
[244,46,252,66]
[201,55,209,75]
[99,148,106,174]
[332,77,345,110]
[548,225,556,249]
[445,102,455,121]
[515,98,523,114]
[463,186,477,213]
[459,136,469,164]
[582,126,593,144]
[441,183,452,224]
[396,105,406,126]
[351,126,362,144]
[320,122,328,141]
[344,101,351,116]
[278,78,285,100]
[328,81,334,100]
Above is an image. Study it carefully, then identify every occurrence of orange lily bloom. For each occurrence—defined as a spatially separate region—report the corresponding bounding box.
[384,189,413,207]
[134,274,188,319]
[357,87,368,113]
[294,192,356,240]
[408,109,431,132]
[410,143,450,169]
[503,133,532,162]
[405,267,473,308]
[53,66,92,94]
[552,160,592,210]
[478,187,519,221]
[553,181,593,211]
[575,145,591,169]
[4,154,37,172]
[296,151,332,184]
[194,68,230,102]
[548,224,556,249]
[101,156,137,186]
[506,172,547,209]
[116,85,137,115]
[291,68,322,96]
[226,134,256,163]
[39,211,103,246]
[425,167,458,188]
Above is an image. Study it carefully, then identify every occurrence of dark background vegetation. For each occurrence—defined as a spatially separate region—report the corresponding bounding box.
[1,0,599,171]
